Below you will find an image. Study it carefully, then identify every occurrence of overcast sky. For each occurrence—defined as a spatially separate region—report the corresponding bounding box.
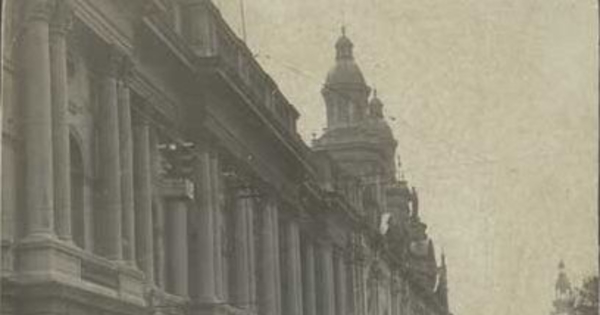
[214,1,598,314]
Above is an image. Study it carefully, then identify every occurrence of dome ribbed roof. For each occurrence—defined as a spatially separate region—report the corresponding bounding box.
[325,60,366,86]
[325,28,367,86]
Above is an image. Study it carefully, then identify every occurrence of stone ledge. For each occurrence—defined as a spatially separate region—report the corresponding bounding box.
[13,235,147,307]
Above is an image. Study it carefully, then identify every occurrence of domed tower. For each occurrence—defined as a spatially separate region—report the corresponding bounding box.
[314,28,398,217]
[322,27,371,129]
[551,261,575,315]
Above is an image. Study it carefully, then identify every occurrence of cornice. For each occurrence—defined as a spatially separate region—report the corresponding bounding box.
[71,0,133,54]
[141,15,196,71]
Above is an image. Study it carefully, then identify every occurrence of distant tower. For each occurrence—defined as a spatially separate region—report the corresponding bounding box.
[313,27,410,235]
[314,27,398,218]
[551,261,575,315]
[435,253,450,311]
[322,26,371,129]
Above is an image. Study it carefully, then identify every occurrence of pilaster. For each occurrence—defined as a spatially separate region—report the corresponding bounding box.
[97,46,123,261]
[133,119,154,284]
[49,0,73,243]
[118,56,136,266]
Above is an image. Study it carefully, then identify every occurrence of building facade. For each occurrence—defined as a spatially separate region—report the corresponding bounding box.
[1,1,450,315]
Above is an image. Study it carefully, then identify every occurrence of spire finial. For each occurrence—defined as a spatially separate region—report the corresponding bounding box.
[341,25,346,36]
[373,88,378,98]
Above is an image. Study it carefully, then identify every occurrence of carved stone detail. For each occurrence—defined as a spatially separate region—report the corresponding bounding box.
[49,0,73,38]
[25,0,54,23]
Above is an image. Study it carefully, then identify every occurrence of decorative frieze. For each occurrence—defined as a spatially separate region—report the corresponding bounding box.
[49,0,73,38]
[24,0,54,23]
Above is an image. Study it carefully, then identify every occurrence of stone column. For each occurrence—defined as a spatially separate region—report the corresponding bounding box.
[318,242,336,315]
[98,47,122,260]
[150,131,165,287]
[247,195,257,311]
[119,58,136,265]
[154,197,166,288]
[232,187,251,308]
[194,148,216,302]
[346,259,356,315]
[134,120,154,284]
[259,200,278,315]
[272,202,282,315]
[334,252,347,315]
[22,0,55,239]
[302,237,317,315]
[284,220,303,315]
[210,154,224,300]
[49,0,72,242]
[167,198,189,297]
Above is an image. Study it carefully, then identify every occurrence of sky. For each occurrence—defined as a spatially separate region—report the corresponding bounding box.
[213,1,598,315]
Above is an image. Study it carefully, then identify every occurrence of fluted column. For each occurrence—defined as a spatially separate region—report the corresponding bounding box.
[194,148,216,302]
[167,198,189,297]
[150,131,166,287]
[119,58,136,265]
[247,195,257,312]
[302,237,317,315]
[97,47,122,260]
[284,220,303,315]
[154,197,166,287]
[334,252,347,315]
[22,0,55,238]
[211,153,224,300]
[259,200,278,315]
[49,0,72,242]
[318,242,335,315]
[232,187,251,308]
[272,202,282,315]
[134,119,154,284]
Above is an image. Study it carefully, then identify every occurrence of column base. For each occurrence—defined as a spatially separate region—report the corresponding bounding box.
[146,286,190,315]
[14,236,147,307]
[189,298,258,315]
[16,234,81,284]
[118,263,146,305]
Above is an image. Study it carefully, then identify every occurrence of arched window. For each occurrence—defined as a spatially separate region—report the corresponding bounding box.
[70,134,85,248]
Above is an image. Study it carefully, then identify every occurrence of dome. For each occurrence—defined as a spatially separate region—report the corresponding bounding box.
[325,28,367,87]
[325,60,366,86]
[335,35,353,58]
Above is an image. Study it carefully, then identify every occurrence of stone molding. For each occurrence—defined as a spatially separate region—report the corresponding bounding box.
[49,0,73,38]
[25,0,54,23]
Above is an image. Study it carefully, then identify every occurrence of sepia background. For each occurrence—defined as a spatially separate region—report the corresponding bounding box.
[213,1,599,315]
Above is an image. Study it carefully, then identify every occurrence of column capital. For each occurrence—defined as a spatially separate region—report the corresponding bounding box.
[133,114,151,127]
[104,46,124,78]
[25,0,54,23]
[49,0,73,38]
[118,55,135,85]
